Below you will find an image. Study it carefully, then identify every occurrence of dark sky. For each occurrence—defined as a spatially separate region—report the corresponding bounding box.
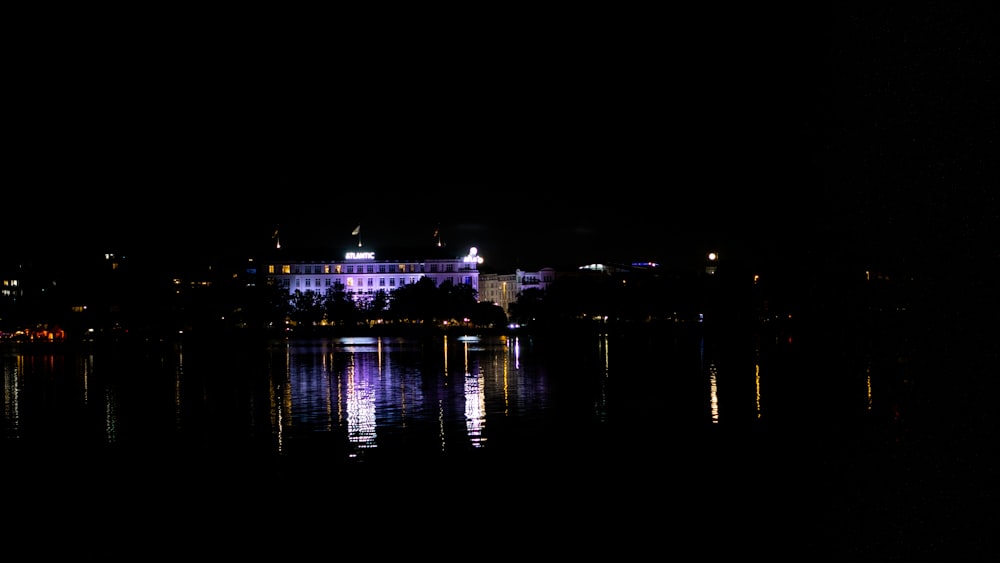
[7,6,996,278]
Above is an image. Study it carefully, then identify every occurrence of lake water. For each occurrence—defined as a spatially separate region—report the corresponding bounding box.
[2,324,995,559]
[2,327,850,462]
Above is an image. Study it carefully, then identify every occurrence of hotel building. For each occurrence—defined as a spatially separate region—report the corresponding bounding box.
[261,238,567,320]
[264,246,485,307]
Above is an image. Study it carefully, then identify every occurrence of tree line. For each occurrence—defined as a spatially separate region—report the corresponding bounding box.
[5,252,882,341]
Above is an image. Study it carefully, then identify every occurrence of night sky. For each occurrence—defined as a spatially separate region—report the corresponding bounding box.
[7,6,996,280]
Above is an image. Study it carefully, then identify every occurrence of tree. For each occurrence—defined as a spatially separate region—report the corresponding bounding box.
[388,277,440,324]
[509,287,546,326]
[366,289,390,323]
[471,301,509,329]
[245,276,294,330]
[437,280,478,322]
[324,281,360,326]
[290,289,325,327]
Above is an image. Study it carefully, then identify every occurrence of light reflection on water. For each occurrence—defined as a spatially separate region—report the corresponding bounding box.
[274,334,535,460]
[1,329,910,464]
[4,323,991,558]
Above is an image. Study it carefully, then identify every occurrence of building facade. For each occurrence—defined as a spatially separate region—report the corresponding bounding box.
[477,272,516,315]
[264,246,484,307]
[478,267,558,316]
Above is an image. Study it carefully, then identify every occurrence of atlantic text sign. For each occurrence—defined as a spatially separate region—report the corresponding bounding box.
[345,252,375,260]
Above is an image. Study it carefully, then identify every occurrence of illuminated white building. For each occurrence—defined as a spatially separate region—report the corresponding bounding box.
[479,267,558,315]
[477,272,516,315]
[265,246,484,305]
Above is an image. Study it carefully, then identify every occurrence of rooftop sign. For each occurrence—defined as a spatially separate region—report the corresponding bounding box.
[345,251,375,260]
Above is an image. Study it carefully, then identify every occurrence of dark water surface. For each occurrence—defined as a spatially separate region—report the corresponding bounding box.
[3,324,996,559]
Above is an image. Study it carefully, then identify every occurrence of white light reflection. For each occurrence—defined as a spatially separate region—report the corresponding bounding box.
[438,398,447,452]
[866,363,873,412]
[464,341,487,447]
[269,341,291,454]
[104,386,118,444]
[755,344,761,420]
[3,357,22,438]
[322,349,335,431]
[505,336,521,417]
[464,372,486,447]
[175,344,183,429]
[443,335,449,377]
[345,354,377,451]
[80,353,93,406]
[513,336,521,369]
[701,336,719,423]
[596,333,609,422]
[755,361,762,420]
[502,336,510,415]
[708,361,719,424]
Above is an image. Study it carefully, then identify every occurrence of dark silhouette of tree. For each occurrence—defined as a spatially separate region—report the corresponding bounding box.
[243,277,293,330]
[509,287,546,326]
[387,277,440,324]
[366,289,390,323]
[324,281,360,326]
[471,301,508,329]
[437,279,478,322]
[543,271,621,321]
[290,289,325,327]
